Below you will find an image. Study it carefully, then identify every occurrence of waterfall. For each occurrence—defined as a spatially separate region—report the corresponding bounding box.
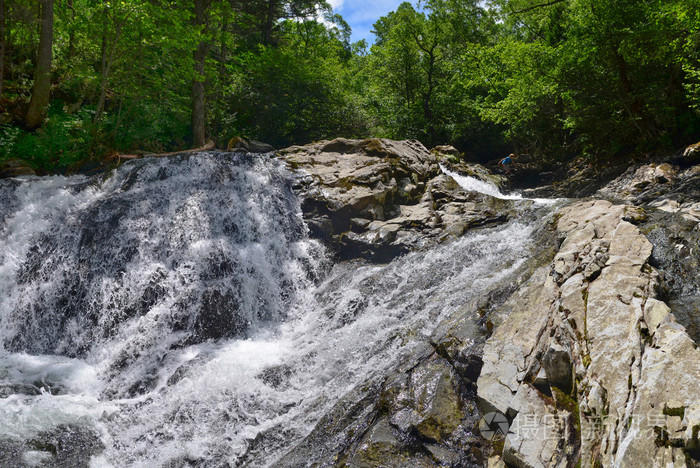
[440,164,559,204]
[0,153,551,467]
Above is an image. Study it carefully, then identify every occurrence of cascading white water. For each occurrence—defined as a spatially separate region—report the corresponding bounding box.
[0,153,552,467]
[440,164,558,205]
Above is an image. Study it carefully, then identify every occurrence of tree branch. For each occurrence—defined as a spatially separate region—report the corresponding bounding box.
[512,0,567,15]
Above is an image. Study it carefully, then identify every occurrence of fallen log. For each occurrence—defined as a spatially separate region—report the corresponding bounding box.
[113,141,216,162]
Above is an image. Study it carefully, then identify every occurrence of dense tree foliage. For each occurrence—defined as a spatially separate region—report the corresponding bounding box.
[0,0,699,172]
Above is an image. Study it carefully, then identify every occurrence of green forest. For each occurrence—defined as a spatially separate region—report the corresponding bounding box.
[1,0,699,173]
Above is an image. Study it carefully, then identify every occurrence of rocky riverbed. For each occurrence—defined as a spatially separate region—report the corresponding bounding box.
[0,138,698,467]
[274,138,700,467]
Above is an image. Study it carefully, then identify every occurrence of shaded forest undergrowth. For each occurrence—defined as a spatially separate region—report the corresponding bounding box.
[1,0,700,177]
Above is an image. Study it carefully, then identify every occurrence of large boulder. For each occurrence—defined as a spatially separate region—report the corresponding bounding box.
[640,208,700,343]
[277,138,514,262]
[227,136,274,153]
[389,358,463,443]
[596,163,679,201]
[345,418,435,468]
[0,160,36,178]
[596,160,700,209]
[431,144,461,159]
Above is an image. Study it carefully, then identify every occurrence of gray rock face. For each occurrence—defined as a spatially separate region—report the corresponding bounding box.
[477,199,700,468]
[272,343,491,468]
[596,162,678,201]
[431,145,461,158]
[390,358,463,443]
[227,136,275,153]
[596,158,700,342]
[277,138,513,262]
[346,418,435,468]
[0,159,36,178]
[642,209,700,343]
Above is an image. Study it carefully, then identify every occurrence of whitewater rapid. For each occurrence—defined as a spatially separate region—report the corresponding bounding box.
[0,152,552,467]
[440,164,559,205]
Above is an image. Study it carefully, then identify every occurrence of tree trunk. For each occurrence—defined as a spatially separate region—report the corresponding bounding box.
[423,44,437,143]
[219,7,228,78]
[615,51,655,140]
[25,0,54,128]
[67,0,75,61]
[191,0,209,148]
[412,28,439,144]
[0,0,5,98]
[263,0,277,46]
[94,26,109,124]
[93,5,126,126]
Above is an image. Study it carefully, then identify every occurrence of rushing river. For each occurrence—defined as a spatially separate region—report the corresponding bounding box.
[0,152,555,467]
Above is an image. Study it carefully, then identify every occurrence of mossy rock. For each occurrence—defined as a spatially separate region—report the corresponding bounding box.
[0,159,36,178]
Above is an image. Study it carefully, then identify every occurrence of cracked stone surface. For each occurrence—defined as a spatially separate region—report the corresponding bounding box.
[277,138,514,262]
[477,199,700,468]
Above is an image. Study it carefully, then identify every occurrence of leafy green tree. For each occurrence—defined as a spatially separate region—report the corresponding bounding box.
[476,0,700,159]
[369,4,424,139]
[0,0,5,99]
[677,0,700,117]
[368,0,490,148]
[3,0,700,172]
[228,15,367,145]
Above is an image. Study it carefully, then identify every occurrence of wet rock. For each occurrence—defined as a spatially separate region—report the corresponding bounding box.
[0,425,104,468]
[271,345,467,467]
[346,418,435,468]
[272,380,384,467]
[424,443,461,466]
[0,159,36,178]
[274,321,495,467]
[397,358,463,443]
[640,207,700,342]
[227,136,274,153]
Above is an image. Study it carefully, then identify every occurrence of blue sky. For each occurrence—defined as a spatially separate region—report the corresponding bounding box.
[329,0,408,44]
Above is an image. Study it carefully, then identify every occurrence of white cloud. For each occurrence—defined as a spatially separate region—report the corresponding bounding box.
[327,0,345,9]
